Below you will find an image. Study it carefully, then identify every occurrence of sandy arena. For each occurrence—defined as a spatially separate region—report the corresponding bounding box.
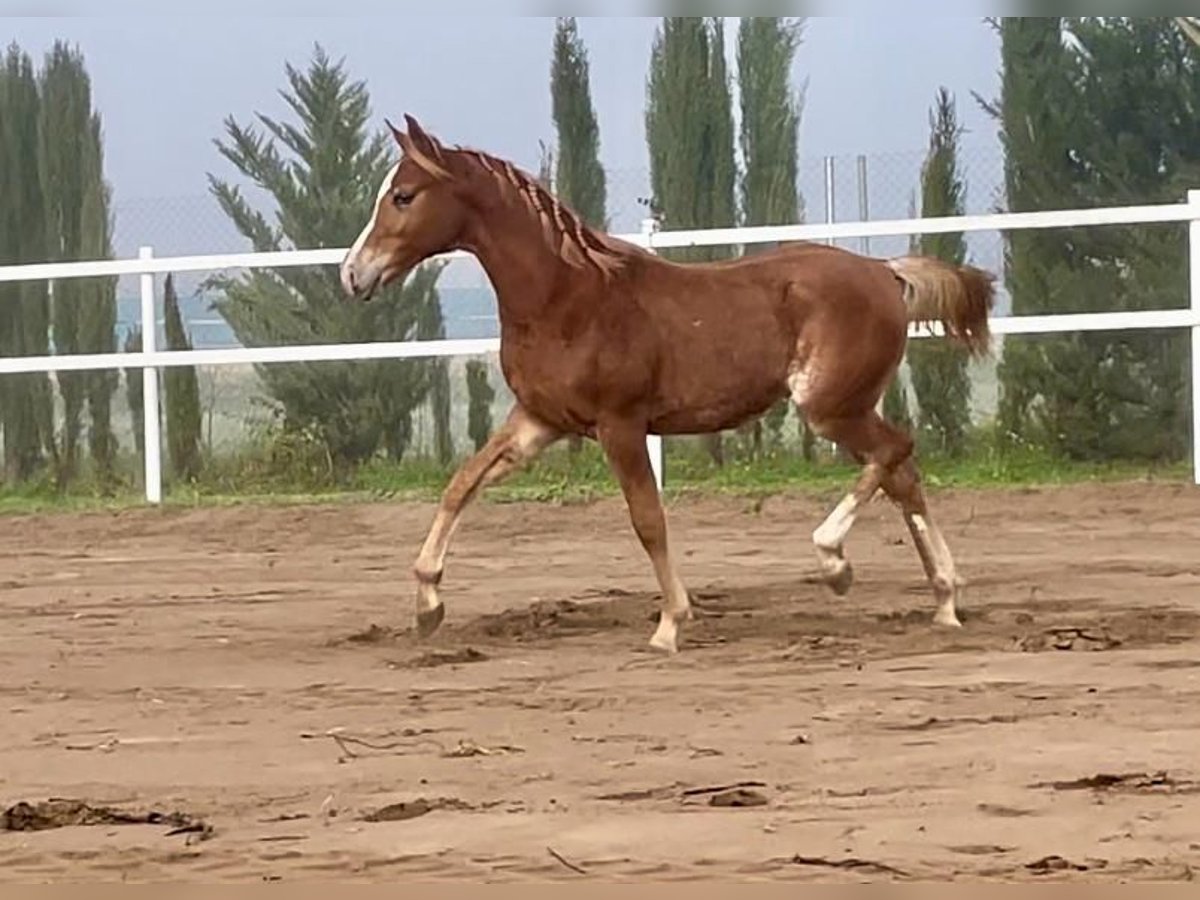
[2,481,1200,882]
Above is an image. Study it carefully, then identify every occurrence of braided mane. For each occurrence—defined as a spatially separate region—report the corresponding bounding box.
[394,117,638,279]
[406,139,633,278]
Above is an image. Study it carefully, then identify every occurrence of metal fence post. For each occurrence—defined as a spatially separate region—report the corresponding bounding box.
[856,154,871,256]
[139,246,163,505]
[824,155,837,247]
[640,216,665,493]
[1190,192,1200,486]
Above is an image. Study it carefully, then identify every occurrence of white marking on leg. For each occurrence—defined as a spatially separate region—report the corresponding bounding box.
[811,464,885,596]
[812,495,859,593]
[814,494,858,553]
[787,359,815,409]
[911,513,962,628]
[414,508,458,616]
[790,357,842,456]
[648,549,692,655]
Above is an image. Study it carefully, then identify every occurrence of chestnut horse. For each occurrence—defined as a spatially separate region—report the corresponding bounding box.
[340,115,995,655]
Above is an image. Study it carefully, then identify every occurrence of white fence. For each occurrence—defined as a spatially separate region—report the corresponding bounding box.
[2,192,1200,502]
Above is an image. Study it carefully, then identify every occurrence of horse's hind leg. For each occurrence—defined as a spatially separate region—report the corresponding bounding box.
[411,405,561,637]
[806,412,914,597]
[881,458,964,628]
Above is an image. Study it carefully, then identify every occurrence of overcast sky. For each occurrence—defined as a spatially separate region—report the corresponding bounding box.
[5,14,1002,205]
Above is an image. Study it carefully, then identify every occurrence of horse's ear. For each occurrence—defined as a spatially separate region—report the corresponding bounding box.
[403,114,432,146]
[392,113,451,179]
[404,114,447,161]
[386,118,423,163]
[385,118,406,148]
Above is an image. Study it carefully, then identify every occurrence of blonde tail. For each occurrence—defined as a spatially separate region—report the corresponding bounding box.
[887,255,996,357]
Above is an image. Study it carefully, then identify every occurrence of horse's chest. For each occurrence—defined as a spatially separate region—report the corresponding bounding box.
[499,337,584,423]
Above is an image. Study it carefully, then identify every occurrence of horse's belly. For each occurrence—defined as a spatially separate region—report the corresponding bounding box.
[646,312,792,433]
[650,365,788,435]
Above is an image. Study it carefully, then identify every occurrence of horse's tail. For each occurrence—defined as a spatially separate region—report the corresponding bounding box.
[886,255,996,358]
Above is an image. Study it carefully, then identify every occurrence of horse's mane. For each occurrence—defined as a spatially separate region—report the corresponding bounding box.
[408,140,635,279]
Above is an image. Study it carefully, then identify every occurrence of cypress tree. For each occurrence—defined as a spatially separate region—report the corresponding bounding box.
[551,18,608,229]
[78,118,119,490]
[647,17,738,466]
[429,351,453,466]
[738,17,806,456]
[415,271,453,466]
[981,17,1086,456]
[0,44,53,484]
[647,17,708,254]
[647,17,739,256]
[163,275,203,482]
[738,18,804,232]
[884,190,920,435]
[466,359,495,453]
[38,42,93,485]
[537,139,554,192]
[551,17,608,458]
[909,88,972,457]
[708,18,737,257]
[123,327,145,474]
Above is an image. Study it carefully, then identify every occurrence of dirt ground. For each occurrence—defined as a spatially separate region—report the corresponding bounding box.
[2,481,1200,883]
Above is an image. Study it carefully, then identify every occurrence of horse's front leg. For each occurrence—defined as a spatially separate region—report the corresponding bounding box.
[596,419,693,654]
[411,405,561,637]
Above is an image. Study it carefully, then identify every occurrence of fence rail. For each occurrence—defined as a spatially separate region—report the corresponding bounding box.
[2,192,1200,503]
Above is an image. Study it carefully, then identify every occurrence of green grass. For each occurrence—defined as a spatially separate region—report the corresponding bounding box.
[0,437,1188,518]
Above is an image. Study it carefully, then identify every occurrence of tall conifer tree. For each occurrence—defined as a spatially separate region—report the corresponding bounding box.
[647,17,738,465]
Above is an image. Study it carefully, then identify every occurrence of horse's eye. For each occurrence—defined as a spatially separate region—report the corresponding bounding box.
[393,191,414,208]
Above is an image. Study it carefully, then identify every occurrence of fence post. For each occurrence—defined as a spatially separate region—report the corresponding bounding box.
[823,155,837,247]
[856,154,871,256]
[1191,192,1200,487]
[139,246,163,505]
[640,216,665,493]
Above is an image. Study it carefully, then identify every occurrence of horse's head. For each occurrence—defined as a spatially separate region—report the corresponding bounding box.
[340,115,466,301]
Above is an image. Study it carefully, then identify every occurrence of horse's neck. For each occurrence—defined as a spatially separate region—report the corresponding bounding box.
[464,200,580,327]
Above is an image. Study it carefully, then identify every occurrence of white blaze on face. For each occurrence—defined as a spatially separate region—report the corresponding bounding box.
[348,163,399,263]
[341,163,399,295]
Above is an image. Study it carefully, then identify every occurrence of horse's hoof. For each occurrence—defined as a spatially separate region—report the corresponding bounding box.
[826,561,855,597]
[933,608,963,629]
[649,625,680,656]
[648,636,679,655]
[416,605,446,639]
